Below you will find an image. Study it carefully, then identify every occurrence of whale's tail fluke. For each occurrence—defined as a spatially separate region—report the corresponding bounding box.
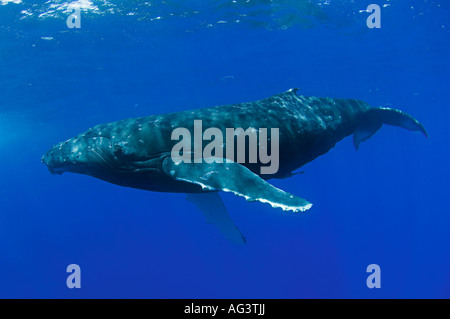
[353,107,428,150]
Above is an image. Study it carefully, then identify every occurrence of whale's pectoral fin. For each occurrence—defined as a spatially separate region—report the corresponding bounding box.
[353,107,428,150]
[163,157,313,213]
[186,192,246,244]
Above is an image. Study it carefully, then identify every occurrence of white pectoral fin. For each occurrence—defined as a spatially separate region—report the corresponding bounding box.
[163,157,313,213]
[186,192,246,244]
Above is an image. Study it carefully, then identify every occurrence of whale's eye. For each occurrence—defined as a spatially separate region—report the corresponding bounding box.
[114,144,124,157]
[112,141,139,161]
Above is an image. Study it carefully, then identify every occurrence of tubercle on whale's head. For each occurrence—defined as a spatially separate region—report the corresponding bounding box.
[41,132,118,176]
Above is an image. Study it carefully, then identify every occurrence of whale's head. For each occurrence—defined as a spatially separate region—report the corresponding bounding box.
[42,133,117,177]
[42,122,193,193]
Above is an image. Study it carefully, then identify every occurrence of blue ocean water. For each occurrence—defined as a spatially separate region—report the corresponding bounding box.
[0,0,449,298]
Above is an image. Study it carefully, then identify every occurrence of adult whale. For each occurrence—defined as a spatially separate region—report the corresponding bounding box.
[42,89,427,243]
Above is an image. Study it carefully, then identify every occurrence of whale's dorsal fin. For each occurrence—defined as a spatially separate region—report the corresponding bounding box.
[162,157,312,213]
[186,192,246,244]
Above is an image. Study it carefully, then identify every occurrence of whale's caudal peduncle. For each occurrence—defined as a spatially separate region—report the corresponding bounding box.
[42,89,427,243]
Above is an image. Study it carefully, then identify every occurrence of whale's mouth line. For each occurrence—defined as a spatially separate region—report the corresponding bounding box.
[89,146,118,171]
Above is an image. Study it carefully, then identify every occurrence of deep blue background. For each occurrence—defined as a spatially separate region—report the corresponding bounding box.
[0,0,449,298]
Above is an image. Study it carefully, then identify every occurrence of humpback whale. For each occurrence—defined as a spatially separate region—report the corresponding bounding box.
[42,89,427,243]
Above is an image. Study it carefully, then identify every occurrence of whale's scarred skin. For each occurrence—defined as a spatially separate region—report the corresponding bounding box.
[42,89,427,242]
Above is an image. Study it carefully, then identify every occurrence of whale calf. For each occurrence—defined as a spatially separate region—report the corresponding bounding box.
[42,89,427,243]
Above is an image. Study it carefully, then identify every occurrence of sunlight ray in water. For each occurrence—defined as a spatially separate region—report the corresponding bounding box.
[2,0,335,30]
